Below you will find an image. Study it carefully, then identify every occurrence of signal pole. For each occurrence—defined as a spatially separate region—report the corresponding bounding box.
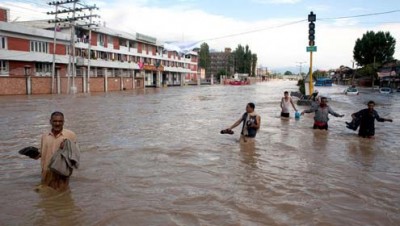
[307,11,316,95]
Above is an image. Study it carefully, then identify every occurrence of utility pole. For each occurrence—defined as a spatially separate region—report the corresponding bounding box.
[296,61,306,79]
[81,5,100,93]
[48,0,80,94]
[48,0,100,94]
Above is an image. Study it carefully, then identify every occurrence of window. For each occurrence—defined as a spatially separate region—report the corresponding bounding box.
[30,41,48,53]
[0,60,9,75]
[35,63,52,75]
[0,36,7,49]
[99,34,105,46]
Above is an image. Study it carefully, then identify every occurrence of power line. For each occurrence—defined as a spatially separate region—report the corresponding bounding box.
[201,19,306,42]
[319,9,400,21]
[200,9,400,42]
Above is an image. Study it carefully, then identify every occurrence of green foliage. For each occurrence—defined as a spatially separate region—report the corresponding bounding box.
[233,44,245,73]
[356,64,378,79]
[353,31,396,67]
[284,71,293,75]
[312,70,327,78]
[233,44,257,75]
[217,69,227,76]
[297,79,305,95]
[216,69,227,81]
[199,42,210,72]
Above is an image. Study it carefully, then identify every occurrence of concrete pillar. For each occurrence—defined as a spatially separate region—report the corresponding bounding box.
[56,68,61,94]
[104,68,108,92]
[181,73,185,86]
[82,68,87,93]
[120,76,124,91]
[132,72,136,89]
[197,74,201,86]
[26,76,31,95]
[156,71,161,88]
[210,74,214,85]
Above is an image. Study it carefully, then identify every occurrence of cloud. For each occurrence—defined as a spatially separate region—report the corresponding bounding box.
[1,1,399,72]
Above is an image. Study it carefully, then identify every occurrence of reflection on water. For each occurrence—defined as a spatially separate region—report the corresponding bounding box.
[1,81,400,225]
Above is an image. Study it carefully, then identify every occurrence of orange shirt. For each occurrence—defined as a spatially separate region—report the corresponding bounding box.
[40,129,77,173]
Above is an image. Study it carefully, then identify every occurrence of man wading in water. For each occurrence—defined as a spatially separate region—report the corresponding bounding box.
[224,102,261,143]
[301,97,344,130]
[35,111,79,191]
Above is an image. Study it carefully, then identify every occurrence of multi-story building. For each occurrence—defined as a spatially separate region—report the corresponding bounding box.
[209,48,234,77]
[0,7,199,95]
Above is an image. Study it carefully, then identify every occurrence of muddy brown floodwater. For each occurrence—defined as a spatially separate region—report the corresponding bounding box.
[0,80,399,225]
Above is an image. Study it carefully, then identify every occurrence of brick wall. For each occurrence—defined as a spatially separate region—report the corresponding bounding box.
[0,77,26,95]
[9,61,34,77]
[0,76,142,95]
[91,31,97,46]
[113,37,119,50]
[31,77,52,94]
[123,78,133,90]
[0,8,8,22]
[50,43,66,55]
[8,37,30,51]
[107,77,120,91]
[90,77,105,92]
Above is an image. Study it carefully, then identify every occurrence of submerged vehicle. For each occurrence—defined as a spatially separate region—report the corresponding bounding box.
[344,87,359,95]
[379,87,392,94]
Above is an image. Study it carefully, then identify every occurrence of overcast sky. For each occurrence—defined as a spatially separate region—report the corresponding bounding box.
[1,0,400,73]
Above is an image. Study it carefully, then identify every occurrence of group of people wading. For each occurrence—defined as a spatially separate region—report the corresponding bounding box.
[21,90,392,192]
[222,91,393,144]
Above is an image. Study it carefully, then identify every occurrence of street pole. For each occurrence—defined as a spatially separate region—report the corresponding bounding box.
[87,9,93,93]
[309,52,314,94]
[307,11,316,95]
[51,4,58,94]
[71,0,77,93]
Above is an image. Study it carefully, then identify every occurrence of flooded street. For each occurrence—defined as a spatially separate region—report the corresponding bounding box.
[1,80,399,225]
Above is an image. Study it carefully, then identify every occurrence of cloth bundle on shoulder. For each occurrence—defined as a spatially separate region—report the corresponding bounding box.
[49,139,80,177]
[18,146,40,159]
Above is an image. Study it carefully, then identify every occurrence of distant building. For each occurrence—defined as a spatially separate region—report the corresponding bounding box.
[209,48,234,77]
[0,7,199,94]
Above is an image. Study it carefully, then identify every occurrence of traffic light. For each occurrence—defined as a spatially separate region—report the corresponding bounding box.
[308,11,316,46]
[308,22,315,46]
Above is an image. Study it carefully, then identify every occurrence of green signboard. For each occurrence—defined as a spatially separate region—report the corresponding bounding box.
[306,46,317,52]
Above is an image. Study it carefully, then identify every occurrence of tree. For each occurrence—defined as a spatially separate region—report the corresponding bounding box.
[216,69,227,82]
[353,31,396,67]
[312,70,327,78]
[198,42,210,74]
[233,44,257,75]
[284,71,293,75]
[251,54,258,77]
[244,45,252,75]
[233,44,245,73]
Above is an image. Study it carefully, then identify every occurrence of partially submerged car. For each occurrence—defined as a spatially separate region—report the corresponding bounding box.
[379,87,392,94]
[344,87,359,95]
